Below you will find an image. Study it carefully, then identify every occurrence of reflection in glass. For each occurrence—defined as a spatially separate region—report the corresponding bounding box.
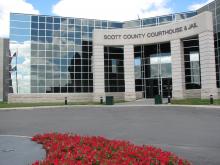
[183,36,201,89]
[134,43,172,98]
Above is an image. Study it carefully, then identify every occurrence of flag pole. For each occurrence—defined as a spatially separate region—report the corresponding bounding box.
[16,48,18,93]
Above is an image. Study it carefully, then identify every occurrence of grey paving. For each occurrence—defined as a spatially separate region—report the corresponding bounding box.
[0,106,220,164]
[0,136,45,165]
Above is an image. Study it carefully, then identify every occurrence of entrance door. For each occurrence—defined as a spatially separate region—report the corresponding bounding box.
[144,78,172,98]
[161,78,172,98]
[139,42,172,99]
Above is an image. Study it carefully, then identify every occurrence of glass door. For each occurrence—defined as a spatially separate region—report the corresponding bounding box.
[143,43,172,98]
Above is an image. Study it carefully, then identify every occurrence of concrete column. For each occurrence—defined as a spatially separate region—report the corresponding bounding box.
[171,39,186,99]
[93,45,105,102]
[0,38,9,102]
[199,31,218,99]
[124,45,136,101]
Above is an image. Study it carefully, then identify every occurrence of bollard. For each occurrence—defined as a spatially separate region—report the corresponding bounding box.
[210,95,213,104]
[65,97,68,105]
[100,97,103,104]
[168,95,171,104]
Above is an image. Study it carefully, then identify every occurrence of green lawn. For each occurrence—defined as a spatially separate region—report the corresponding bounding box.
[171,98,220,105]
[0,100,125,108]
[0,102,101,108]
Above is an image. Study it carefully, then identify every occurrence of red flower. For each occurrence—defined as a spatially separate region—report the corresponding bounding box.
[32,133,191,165]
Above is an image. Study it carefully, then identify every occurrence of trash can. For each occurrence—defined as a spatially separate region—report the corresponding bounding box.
[154,95,162,104]
[106,96,114,105]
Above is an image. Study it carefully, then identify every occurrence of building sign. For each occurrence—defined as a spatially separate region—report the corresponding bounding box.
[104,23,198,40]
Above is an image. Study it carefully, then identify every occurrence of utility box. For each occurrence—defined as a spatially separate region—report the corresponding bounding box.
[106,96,114,105]
[154,95,162,104]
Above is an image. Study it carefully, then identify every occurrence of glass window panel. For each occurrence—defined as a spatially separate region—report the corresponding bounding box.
[68,18,74,24]
[39,44,45,50]
[39,23,45,29]
[39,16,45,22]
[159,15,173,24]
[31,43,38,50]
[46,23,53,30]
[46,37,52,43]
[31,87,38,93]
[95,20,102,27]
[31,65,37,72]
[102,21,107,27]
[11,21,30,28]
[46,17,53,23]
[38,87,45,93]
[11,14,30,22]
[31,22,38,29]
[75,32,81,39]
[75,19,81,25]
[39,37,46,43]
[46,30,52,36]
[54,17,61,23]
[31,36,38,42]
[31,29,38,36]
[39,30,45,36]
[143,18,156,26]
[54,24,60,30]
[61,25,68,31]
[190,52,199,61]
[11,28,30,35]
[109,22,123,28]
[31,16,38,22]
[61,18,67,24]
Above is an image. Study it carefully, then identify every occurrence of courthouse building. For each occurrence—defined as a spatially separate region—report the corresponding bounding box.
[1,0,220,102]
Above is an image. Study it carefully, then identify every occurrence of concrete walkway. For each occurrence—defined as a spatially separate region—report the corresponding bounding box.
[117,98,168,105]
[0,135,45,165]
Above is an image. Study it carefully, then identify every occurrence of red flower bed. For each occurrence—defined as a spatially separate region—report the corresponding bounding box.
[32,133,191,165]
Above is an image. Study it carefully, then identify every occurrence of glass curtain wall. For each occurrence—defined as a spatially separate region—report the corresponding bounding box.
[134,43,172,98]
[10,13,123,94]
[9,14,31,93]
[104,46,125,92]
[123,11,196,28]
[183,36,201,89]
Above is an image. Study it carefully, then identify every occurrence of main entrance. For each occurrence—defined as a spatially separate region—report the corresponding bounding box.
[144,78,172,98]
[134,42,172,98]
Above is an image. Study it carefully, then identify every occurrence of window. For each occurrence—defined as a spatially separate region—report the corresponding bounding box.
[104,46,125,92]
[183,36,201,89]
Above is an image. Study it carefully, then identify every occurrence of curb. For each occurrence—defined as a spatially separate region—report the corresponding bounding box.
[0,104,220,111]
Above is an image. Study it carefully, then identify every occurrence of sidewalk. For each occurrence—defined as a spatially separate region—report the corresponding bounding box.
[1,100,220,110]
[0,135,45,165]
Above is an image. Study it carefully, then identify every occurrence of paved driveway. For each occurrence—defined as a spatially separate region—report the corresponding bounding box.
[0,105,220,164]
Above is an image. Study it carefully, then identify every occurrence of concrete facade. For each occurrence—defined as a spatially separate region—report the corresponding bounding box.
[171,39,186,99]
[92,11,217,100]
[8,93,93,103]
[124,45,136,101]
[0,38,9,102]
[93,45,105,102]
[199,32,218,98]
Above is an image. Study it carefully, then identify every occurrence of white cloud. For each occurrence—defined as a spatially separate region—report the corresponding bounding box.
[52,0,172,21]
[10,40,31,93]
[188,0,214,10]
[0,0,39,38]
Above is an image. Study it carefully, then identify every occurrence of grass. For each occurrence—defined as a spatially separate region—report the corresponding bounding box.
[0,102,100,108]
[171,98,220,105]
[0,100,125,108]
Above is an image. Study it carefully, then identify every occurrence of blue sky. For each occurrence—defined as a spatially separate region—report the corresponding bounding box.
[0,0,214,37]
[25,0,212,15]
